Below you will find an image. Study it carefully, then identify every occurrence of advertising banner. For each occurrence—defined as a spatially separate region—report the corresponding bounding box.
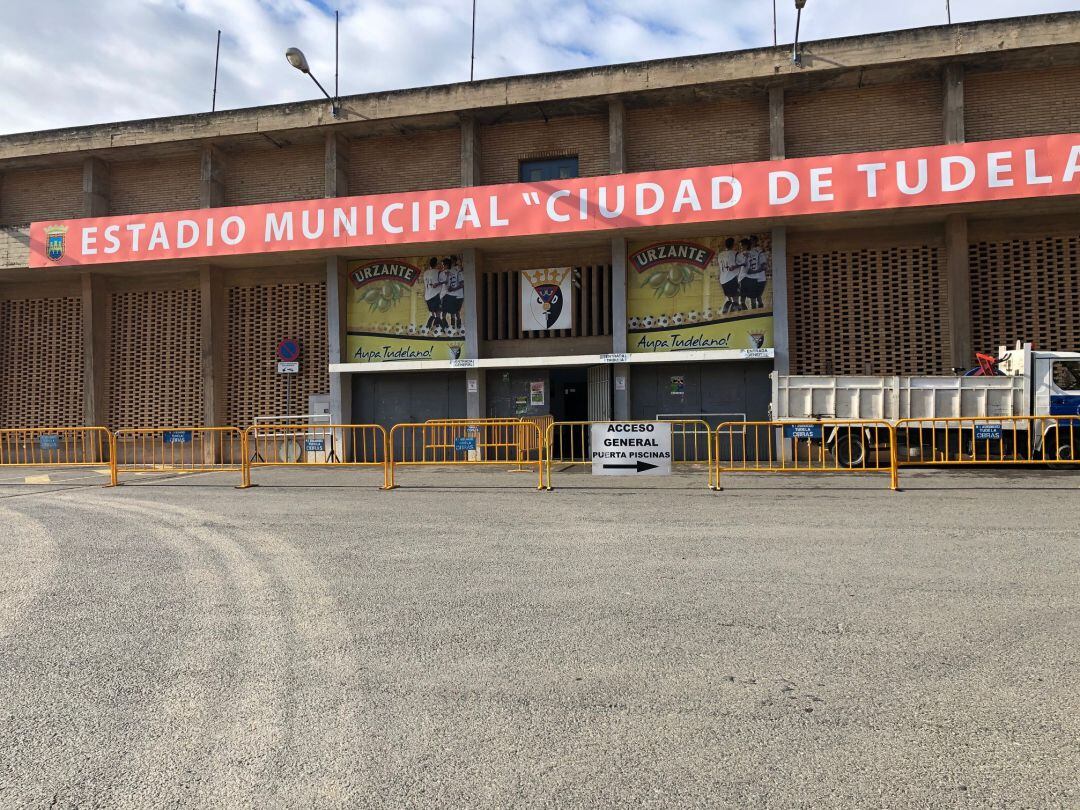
[627,235,772,353]
[346,255,465,362]
[28,134,1080,268]
[520,267,573,331]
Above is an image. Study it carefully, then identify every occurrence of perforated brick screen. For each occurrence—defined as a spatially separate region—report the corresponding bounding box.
[0,296,83,428]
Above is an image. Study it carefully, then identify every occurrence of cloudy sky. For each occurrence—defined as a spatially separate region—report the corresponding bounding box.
[1,0,1075,135]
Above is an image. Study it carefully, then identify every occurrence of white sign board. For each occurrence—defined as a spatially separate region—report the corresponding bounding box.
[590,422,672,476]
[277,361,299,374]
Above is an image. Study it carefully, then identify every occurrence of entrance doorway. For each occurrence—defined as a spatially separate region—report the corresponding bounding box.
[550,367,588,422]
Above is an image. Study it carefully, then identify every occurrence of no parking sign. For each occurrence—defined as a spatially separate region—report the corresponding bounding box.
[276,339,301,362]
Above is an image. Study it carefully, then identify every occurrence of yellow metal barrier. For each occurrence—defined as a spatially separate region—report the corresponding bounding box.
[894,416,1079,468]
[715,420,899,491]
[0,427,117,486]
[113,427,244,484]
[242,424,389,488]
[388,419,544,489]
[544,420,715,490]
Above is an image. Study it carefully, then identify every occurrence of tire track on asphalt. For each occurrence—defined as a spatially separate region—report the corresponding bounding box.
[76,494,369,807]
[0,506,59,643]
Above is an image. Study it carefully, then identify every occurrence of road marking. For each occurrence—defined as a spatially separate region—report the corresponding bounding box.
[23,475,51,484]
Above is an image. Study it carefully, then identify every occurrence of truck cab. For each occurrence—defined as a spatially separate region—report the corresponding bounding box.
[999,344,1080,419]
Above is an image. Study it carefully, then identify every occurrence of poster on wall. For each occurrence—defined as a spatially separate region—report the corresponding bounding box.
[346,255,466,362]
[520,267,573,331]
[626,236,773,354]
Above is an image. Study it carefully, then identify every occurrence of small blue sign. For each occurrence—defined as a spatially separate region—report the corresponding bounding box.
[455,437,477,451]
[162,431,193,444]
[304,439,325,452]
[784,424,823,440]
[974,424,1002,441]
[39,434,60,451]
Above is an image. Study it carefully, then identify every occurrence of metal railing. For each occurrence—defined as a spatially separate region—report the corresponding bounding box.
[894,416,1079,467]
[242,423,389,488]
[388,419,545,489]
[544,419,715,490]
[113,427,245,484]
[0,426,116,486]
[715,420,899,491]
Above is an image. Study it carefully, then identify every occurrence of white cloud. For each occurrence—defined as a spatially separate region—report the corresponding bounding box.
[0,0,1075,135]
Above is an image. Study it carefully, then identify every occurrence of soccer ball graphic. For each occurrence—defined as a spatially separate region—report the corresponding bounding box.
[433,326,444,337]
[703,307,714,321]
[642,315,655,329]
[688,310,700,322]
[393,323,405,335]
[657,315,670,328]
[672,313,685,326]
[628,317,640,330]
[419,325,430,336]
[407,324,417,336]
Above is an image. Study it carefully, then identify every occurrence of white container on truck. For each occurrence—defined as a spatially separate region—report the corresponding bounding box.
[772,343,1080,465]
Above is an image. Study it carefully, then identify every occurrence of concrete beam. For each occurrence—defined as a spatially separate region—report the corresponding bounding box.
[608,98,626,174]
[4,14,1077,162]
[769,86,785,160]
[462,248,484,418]
[945,215,972,369]
[943,63,965,144]
[325,132,349,197]
[611,236,629,420]
[80,272,108,429]
[82,158,109,217]
[199,145,226,209]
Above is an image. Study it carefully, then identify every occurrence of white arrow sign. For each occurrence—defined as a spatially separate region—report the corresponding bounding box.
[590,422,672,476]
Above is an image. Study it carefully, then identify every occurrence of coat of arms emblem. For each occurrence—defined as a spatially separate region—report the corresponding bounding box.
[44,225,68,262]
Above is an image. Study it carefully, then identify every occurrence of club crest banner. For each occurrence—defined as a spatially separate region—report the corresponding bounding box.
[520,267,573,331]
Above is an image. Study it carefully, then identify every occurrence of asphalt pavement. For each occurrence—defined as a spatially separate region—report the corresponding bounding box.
[0,467,1077,807]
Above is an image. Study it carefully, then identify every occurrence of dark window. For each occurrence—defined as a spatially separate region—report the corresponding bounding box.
[520,157,579,183]
[1052,361,1080,391]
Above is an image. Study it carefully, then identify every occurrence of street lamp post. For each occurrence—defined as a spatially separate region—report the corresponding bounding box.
[286,47,341,118]
[793,0,808,66]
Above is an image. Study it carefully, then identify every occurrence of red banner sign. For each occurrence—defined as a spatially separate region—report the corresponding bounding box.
[29,134,1080,268]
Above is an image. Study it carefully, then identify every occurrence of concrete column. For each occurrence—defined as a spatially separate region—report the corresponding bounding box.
[460,114,481,187]
[608,99,626,174]
[81,273,108,430]
[943,63,965,145]
[769,86,785,160]
[325,256,350,424]
[198,266,227,461]
[942,64,972,369]
[770,227,790,378]
[945,215,972,369]
[199,145,226,209]
[611,236,629,419]
[82,158,109,217]
[325,132,349,197]
[462,248,485,418]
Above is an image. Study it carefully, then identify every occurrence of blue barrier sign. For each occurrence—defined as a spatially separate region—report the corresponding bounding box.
[39,435,60,451]
[784,424,823,440]
[974,424,1003,441]
[162,431,193,444]
[304,439,325,452]
[455,437,478,451]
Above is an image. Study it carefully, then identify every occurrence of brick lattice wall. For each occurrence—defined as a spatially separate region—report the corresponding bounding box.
[225,282,328,428]
[970,236,1080,354]
[625,97,770,172]
[350,128,460,194]
[786,81,944,159]
[789,244,951,375]
[108,288,202,428]
[480,115,608,185]
[966,65,1080,142]
[0,296,84,428]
